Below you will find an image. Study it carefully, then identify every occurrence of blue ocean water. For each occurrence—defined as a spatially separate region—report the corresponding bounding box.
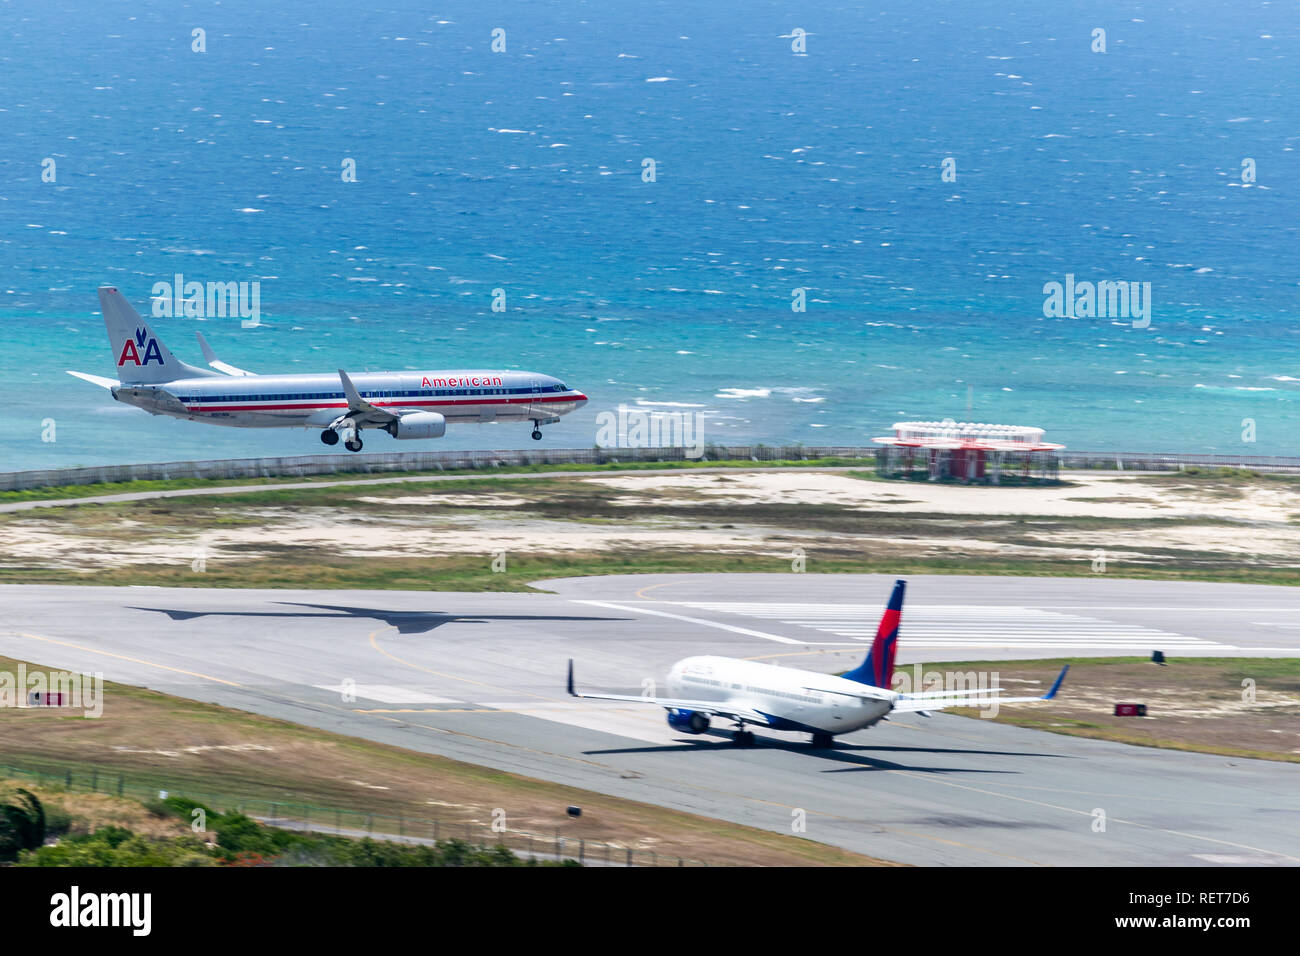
[2,0,1298,469]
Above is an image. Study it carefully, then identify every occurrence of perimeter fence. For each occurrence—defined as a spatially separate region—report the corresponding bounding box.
[5,445,1300,491]
[0,763,707,867]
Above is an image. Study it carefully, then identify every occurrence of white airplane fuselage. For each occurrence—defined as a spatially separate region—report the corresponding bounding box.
[666,655,894,735]
[568,579,1067,748]
[113,369,586,430]
[73,287,588,450]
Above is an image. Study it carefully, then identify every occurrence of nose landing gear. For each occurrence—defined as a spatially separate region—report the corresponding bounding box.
[530,415,560,440]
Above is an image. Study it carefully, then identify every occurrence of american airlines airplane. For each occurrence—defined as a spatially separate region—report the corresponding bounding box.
[68,287,588,451]
[568,580,1069,748]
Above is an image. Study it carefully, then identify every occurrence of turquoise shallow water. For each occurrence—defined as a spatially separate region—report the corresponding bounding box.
[2,0,1298,468]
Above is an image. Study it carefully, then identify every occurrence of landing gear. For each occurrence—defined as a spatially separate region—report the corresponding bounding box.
[732,729,756,748]
[530,415,559,441]
[330,417,362,452]
[810,732,834,749]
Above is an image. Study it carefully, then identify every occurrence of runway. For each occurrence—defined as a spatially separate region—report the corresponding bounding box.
[2,573,1298,866]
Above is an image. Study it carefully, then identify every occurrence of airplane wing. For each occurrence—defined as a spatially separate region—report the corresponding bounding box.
[896,686,1006,699]
[566,660,771,725]
[66,370,118,389]
[804,684,895,702]
[196,332,255,376]
[338,368,398,424]
[892,665,1070,714]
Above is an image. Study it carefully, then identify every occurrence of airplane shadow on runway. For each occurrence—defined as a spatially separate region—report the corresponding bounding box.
[585,734,1071,774]
[127,603,630,635]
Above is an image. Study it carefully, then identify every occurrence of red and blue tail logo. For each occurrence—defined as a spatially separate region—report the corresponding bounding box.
[843,579,906,689]
[117,327,164,367]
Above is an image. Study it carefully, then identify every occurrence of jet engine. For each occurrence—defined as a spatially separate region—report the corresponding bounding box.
[666,709,710,734]
[386,411,446,440]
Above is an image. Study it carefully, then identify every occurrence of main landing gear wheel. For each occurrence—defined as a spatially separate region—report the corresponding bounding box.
[344,437,363,452]
[531,429,543,440]
[811,732,834,749]
[732,730,756,748]
[320,429,340,446]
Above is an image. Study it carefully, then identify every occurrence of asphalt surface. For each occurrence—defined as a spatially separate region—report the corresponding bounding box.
[1,573,1298,866]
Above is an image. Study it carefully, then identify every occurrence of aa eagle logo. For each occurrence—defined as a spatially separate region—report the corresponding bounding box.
[117,327,164,366]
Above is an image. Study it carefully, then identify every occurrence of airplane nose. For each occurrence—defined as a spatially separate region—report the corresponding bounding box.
[574,392,588,406]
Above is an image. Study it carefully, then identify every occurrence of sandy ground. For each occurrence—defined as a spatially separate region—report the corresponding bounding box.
[0,514,778,569]
[3,470,1299,571]
[587,470,1300,521]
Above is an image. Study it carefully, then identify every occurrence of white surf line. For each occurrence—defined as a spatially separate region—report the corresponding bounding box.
[570,600,806,645]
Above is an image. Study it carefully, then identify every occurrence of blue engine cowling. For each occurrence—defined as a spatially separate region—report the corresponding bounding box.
[667,709,710,734]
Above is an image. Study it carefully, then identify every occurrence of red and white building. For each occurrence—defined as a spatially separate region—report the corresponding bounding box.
[872,420,1065,483]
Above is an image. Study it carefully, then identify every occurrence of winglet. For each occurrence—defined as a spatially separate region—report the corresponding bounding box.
[566,659,577,697]
[196,331,254,376]
[196,330,220,365]
[1042,665,1069,700]
[338,368,372,410]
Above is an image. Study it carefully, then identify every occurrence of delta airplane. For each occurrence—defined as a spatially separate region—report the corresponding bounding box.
[68,287,588,451]
[567,580,1068,748]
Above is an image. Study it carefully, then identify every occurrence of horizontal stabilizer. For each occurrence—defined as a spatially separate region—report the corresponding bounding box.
[66,370,118,389]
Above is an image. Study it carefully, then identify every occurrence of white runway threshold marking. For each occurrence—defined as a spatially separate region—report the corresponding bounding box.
[663,603,1238,651]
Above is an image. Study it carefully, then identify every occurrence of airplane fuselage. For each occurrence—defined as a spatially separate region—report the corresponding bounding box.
[666,655,894,736]
[569,579,1065,750]
[73,287,588,452]
[112,369,586,430]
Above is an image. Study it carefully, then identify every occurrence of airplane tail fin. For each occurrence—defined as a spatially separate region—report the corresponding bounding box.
[99,286,213,384]
[842,579,906,690]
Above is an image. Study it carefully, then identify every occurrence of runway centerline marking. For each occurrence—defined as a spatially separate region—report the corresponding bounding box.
[14,632,242,687]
